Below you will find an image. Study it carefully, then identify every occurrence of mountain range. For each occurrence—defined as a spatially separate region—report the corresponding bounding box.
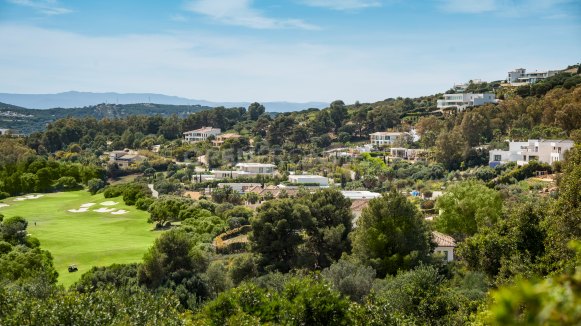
[0,91,328,112]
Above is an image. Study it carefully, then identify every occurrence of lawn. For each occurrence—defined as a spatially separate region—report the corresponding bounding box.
[0,190,160,287]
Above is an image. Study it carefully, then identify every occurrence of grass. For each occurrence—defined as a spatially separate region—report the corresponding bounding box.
[0,190,160,288]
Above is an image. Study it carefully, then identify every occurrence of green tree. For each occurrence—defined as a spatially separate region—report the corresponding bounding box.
[247,102,265,121]
[351,191,434,277]
[435,180,502,240]
[250,199,311,273]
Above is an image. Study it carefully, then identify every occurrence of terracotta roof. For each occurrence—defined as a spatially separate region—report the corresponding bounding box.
[432,231,456,247]
[245,185,299,198]
[350,199,369,212]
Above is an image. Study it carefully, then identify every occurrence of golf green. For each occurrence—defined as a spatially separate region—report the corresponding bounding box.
[0,190,160,287]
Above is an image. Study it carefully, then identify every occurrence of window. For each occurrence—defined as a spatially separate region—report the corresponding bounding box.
[443,251,449,261]
[494,155,502,161]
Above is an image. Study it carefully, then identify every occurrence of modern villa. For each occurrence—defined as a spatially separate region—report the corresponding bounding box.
[436,93,496,111]
[507,68,559,85]
[369,131,405,146]
[183,127,221,143]
[489,139,574,166]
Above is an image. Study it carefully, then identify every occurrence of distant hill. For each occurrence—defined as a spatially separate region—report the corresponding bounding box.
[0,102,212,134]
[0,91,328,112]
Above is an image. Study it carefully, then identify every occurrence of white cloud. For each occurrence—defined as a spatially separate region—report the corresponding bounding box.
[438,0,574,15]
[185,0,317,29]
[301,0,382,10]
[7,0,72,15]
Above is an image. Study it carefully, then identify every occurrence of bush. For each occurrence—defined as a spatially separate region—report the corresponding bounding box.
[87,178,106,195]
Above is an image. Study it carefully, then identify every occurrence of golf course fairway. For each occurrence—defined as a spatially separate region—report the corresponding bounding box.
[0,190,160,287]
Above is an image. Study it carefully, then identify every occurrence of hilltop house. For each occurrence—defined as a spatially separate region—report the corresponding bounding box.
[507,68,559,85]
[0,128,11,136]
[436,93,496,111]
[183,127,221,143]
[489,139,574,167]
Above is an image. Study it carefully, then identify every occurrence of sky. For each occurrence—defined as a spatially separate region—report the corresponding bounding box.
[0,0,579,103]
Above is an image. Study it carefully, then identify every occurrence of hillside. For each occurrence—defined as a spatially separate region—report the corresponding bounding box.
[0,91,328,112]
[0,102,211,134]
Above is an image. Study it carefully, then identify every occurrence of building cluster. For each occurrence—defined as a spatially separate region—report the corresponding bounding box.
[489,139,574,167]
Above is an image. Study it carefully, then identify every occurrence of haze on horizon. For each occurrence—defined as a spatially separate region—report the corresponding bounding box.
[0,0,579,104]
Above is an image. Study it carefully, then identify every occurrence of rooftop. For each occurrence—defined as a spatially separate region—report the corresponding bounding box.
[432,231,456,247]
[184,127,221,134]
[235,163,277,168]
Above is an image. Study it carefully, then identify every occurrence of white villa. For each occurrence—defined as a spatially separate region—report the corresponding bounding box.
[507,68,559,85]
[0,128,11,136]
[489,139,574,166]
[432,231,456,262]
[288,174,329,186]
[192,162,277,182]
[341,190,381,200]
[183,127,221,143]
[436,93,496,111]
[369,132,405,146]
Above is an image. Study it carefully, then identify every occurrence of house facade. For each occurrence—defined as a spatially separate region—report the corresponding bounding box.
[436,93,496,111]
[108,150,147,169]
[212,133,241,147]
[369,132,405,146]
[287,174,329,186]
[183,127,221,143]
[489,139,574,166]
[507,68,559,85]
[192,163,277,182]
[432,231,456,262]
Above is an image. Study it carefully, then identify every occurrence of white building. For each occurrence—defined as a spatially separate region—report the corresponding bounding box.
[217,183,262,193]
[507,68,559,85]
[183,127,221,143]
[288,174,329,186]
[432,231,456,262]
[192,163,277,182]
[341,190,381,200]
[369,132,405,147]
[436,93,496,111]
[489,139,574,167]
[0,128,11,136]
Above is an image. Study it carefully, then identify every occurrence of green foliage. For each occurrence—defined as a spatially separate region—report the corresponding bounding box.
[435,180,502,239]
[87,178,106,194]
[138,229,210,309]
[321,258,376,303]
[351,190,434,277]
[0,285,185,326]
[475,242,581,325]
[73,263,140,293]
[197,275,351,325]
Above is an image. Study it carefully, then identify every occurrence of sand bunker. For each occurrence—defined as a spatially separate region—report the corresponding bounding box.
[94,207,116,213]
[14,194,44,201]
[100,201,118,206]
[80,203,96,208]
[68,208,89,213]
[0,203,9,208]
[111,210,128,215]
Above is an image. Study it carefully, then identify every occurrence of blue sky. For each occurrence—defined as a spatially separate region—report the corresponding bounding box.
[0,0,579,103]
